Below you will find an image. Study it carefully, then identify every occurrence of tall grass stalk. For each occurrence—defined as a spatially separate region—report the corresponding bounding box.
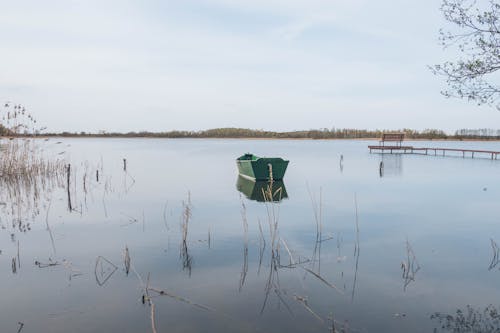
[180,193,193,275]
[239,197,249,291]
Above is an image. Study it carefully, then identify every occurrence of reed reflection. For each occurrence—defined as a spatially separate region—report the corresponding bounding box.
[236,176,288,202]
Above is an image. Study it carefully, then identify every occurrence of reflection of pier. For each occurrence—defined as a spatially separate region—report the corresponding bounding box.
[236,176,288,202]
[369,145,500,160]
[379,153,403,177]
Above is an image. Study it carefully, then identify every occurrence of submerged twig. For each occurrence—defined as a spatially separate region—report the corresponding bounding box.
[120,213,138,226]
[239,197,249,292]
[17,240,20,269]
[352,193,360,302]
[45,198,56,255]
[35,259,60,268]
[124,246,131,276]
[257,219,266,275]
[302,267,344,295]
[148,287,216,312]
[150,302,157,333]
[401,238,420,291]
[489,238,499,270]
[280,238,296,266]
[294,294,324,324]
[94,256,118,286]
[61,259,83,281]
[208,226,211,249]
[163,201,169,230]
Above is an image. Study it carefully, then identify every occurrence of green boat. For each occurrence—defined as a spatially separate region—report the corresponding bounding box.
[236,153,289,181]
[236,175,288,202]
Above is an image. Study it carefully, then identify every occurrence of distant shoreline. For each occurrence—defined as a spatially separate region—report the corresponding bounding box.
[3,127,500,141]
[5,136,500,142]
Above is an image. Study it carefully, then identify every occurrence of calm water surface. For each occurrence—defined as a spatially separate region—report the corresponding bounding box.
[1,138,500,332]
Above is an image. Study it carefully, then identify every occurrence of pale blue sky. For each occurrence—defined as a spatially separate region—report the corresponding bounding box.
[2,0,500,133]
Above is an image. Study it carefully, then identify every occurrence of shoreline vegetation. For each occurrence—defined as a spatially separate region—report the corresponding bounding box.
[4,127,500,141]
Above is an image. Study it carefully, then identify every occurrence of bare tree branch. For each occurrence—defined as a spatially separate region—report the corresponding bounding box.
[432,0,500,108]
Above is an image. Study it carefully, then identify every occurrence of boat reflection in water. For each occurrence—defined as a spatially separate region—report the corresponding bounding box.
[236,175,288,202]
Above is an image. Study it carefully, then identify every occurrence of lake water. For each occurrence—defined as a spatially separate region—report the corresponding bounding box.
[1,138,500,333]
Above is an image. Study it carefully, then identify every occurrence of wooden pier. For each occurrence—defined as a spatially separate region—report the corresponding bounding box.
[368,145,500,160]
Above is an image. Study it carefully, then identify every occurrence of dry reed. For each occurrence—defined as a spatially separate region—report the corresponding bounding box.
[239,197,249,291]
[0,103,66,234]
[401,238,420,291]
[180,193,193,275]
[489,238,499,270]
[124,246,131,275]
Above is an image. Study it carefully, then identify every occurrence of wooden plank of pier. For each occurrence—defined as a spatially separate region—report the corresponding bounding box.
[368,145,500,160]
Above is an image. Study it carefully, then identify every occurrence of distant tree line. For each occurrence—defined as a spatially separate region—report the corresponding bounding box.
[26,127,500,140]
[454,128,500,138]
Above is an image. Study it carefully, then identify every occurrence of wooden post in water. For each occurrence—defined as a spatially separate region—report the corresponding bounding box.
[123,158,127,172]
[67,164,72,211]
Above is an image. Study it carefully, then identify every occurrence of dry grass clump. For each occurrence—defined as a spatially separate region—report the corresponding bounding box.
[0,138,65,179]
[1,102,64,180]
[0,102,66,230]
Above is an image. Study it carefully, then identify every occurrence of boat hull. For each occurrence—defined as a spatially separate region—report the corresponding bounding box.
[236,154,289,181]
